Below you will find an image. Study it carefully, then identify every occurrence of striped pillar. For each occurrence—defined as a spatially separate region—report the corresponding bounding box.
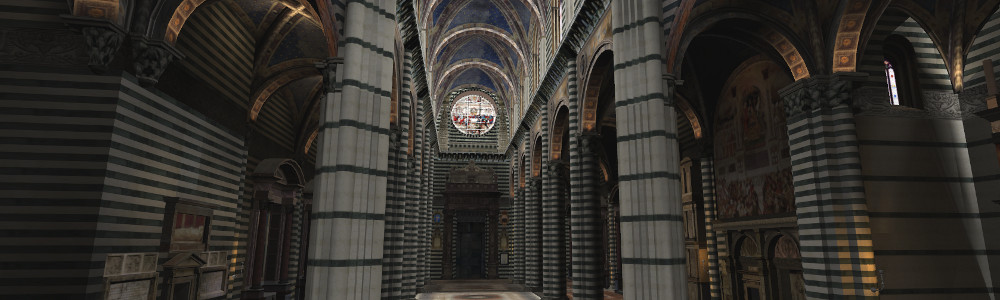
[417,127,430,288]
[514,184,526,284]
[402,106,423,298]
[699,156,721,300]
[569,57,604,299]
[778,74,877,299]
[525,173,543,290]
[423,143,434,285]
[542,108,569,299]
[382,129,402,299]
[386,52,414,300]
[612,0,687,297]
[307,3,396,293]
[571,133,604,299]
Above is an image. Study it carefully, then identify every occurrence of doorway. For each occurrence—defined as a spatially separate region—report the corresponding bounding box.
[456,222,485,279]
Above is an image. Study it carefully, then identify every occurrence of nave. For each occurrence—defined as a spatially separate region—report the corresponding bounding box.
[2,0,1000,299]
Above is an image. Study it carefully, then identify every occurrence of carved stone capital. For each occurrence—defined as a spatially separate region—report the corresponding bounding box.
[662,73,681,106]
[779,73,864,117]
[389,130,399,146]
[576,133,602,155]
[131,36,183,86]
[316,57,344,92]
[548,160,567,172]
[529,176,543,187]
[62,16,125,73]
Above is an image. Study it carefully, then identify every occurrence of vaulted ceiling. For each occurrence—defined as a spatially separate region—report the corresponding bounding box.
[416,0,545,122]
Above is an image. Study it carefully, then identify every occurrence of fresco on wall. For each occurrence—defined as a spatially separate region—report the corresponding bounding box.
[713,58,795,220]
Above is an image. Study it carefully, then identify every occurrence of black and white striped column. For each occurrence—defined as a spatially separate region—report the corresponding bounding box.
[612,0,687,296]
[514,182,526,284]
[386,52,414,300]
[541,108,568,299]
[525,148,542,291]
[306,0,396,293]
[568,56,604,299]
[422,142,434,285]
[402,105,424,298]
[779,74,877,299]
[382,129,402,299]
[417,126,430,289]
[699,156,721,300]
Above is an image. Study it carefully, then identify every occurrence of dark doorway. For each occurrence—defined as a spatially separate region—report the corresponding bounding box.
[456,222,485,278]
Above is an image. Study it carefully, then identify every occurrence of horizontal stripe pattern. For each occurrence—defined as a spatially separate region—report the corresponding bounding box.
[856,115,1000,299]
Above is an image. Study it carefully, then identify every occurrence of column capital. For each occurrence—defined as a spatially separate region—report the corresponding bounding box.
[130,35,184,86]
[576,132,602,155]
[316,57,344,92]
[662,73,683,107]
[548,159,568,172]
[61,15,125,74]
[778,73,866,117]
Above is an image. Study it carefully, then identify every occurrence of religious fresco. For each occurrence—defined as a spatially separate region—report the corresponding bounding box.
[713,58,795,220]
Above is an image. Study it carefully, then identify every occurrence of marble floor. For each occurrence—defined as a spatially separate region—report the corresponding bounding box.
[417,280,540,300]
[416,279,623,300]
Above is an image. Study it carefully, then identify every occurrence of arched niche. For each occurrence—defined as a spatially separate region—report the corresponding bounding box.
[245,158,305,299]
[767,234,806,300]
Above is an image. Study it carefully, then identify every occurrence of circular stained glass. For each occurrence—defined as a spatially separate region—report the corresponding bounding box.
[451,94,496,135]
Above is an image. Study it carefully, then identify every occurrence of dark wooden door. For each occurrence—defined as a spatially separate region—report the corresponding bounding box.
[456,222,484,278]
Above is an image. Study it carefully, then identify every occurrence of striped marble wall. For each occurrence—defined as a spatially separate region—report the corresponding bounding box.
[112,74,246,300]
[0,67,246,298]
[856,113,1000,299]
[0,7,110,297]
[965,7,1000,88]
[174,0,254,111]
[859,11,952,91]
[0,65,119,298]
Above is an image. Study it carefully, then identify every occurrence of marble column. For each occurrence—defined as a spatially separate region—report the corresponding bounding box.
[514,184,526,284]
[699,156,721,300]
[422,139,434,285]
[305,0,395,296]
[386,51,413,300]
[778,74,876,299]
[525,173,543,291]
[568,54,604,299]
[382,129,402,299]
[402,105,424,298]
[611,0,687,294]
[542,107,569,299]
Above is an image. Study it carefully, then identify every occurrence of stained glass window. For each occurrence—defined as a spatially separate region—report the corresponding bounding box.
[885,59,900,105]
[451,94,497,135]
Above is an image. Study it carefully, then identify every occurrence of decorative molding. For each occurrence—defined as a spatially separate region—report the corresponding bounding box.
[0,27,88,66]
[958,83,991,117]
[779,73,859,117]
[854,87,968,120]
[713,216,798,231]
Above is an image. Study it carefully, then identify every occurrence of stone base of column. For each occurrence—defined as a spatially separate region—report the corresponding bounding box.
[241,289,276,300]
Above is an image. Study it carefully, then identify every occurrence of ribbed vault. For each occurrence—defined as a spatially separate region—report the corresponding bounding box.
[418,0,544,152]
